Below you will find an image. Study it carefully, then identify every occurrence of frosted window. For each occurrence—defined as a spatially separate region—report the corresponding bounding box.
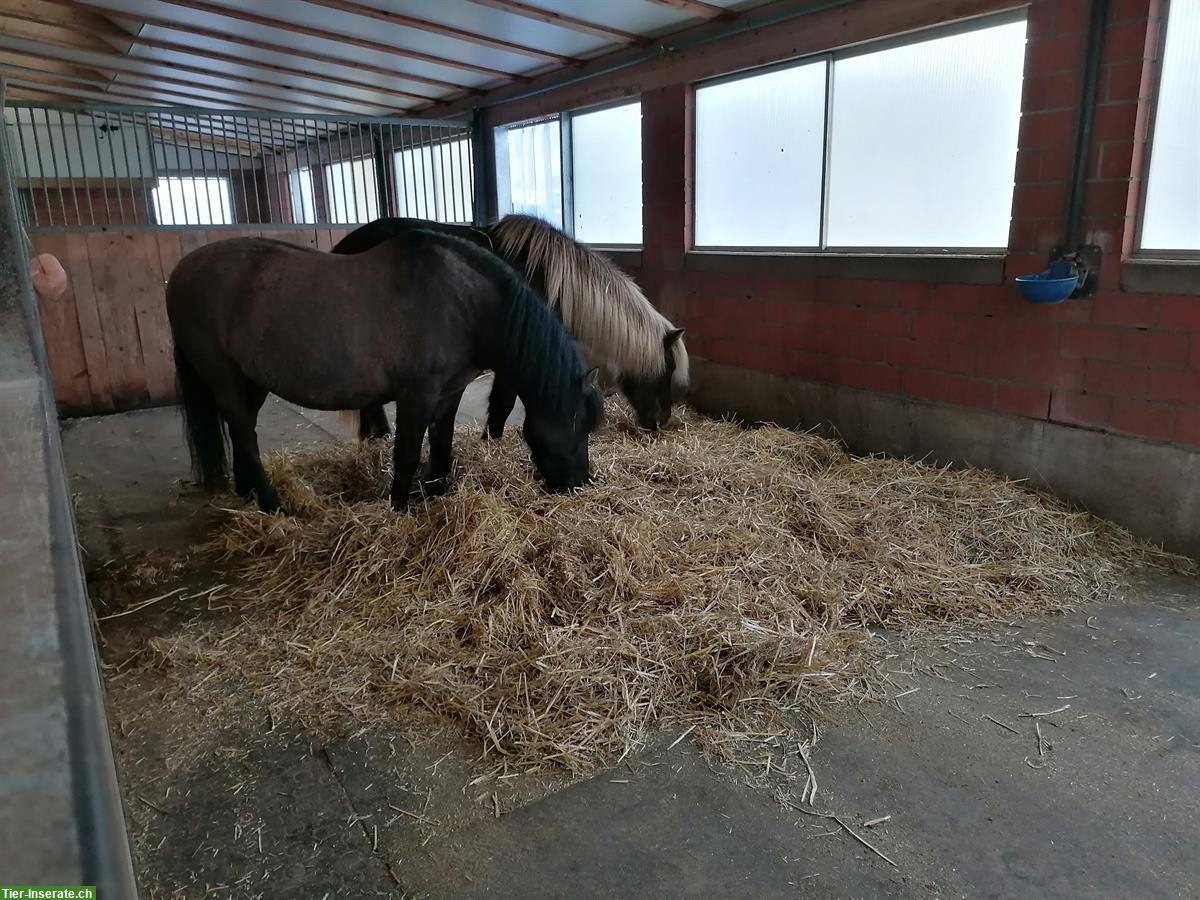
[1141,1,1200,250]
[497,119,563,228]
[289,167,316,224]
[825,19,1027,248]
[694,60,827,247]
[152,176,233,226]
[393,137,474,223]
[324,157,380,225]
[571,102,642,244]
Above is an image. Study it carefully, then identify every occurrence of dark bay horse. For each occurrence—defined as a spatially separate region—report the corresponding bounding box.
[167,231,603,513]
[333,215,687,440]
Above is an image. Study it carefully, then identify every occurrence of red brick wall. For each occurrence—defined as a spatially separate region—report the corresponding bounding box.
[489,0,1199,450]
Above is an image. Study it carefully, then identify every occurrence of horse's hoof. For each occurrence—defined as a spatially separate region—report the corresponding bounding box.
[421,479,448,498]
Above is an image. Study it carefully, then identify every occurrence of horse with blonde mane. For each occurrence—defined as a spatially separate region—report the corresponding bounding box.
[333,215,687,440]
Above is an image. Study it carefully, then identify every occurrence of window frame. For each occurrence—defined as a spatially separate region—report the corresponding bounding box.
[690,9,1028,254]
[1133,0,1200,260]
[495,98,644,249]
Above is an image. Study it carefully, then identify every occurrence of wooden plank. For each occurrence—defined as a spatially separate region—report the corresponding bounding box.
[28,233,92,413]
[61,232,112,411]
[268,229,319,249]
[121,232,175,403]
[85,231,149,409]
[177,229,209,258]
[155,231,184,283]
[315,229,334,252]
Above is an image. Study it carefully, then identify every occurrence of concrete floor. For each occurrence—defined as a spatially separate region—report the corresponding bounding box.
[64,386,1200,899]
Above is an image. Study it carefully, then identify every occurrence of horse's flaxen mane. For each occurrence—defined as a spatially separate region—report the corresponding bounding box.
[489,215,689,388]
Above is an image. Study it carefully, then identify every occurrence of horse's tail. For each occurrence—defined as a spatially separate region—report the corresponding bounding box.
[338,410,361,441]
[174,348,228,488]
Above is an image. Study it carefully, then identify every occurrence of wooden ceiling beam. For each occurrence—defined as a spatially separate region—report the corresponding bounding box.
[0,46,109,82]
[644,0,731,19]
[303,0,579,65]
[0,70,276,111]
[463,0,648,45]
[0,9,115,52]
[0,0,138,51]
[114,29,432,105]
[43,0,476,93]
[0,35,387,114]
[154,0,525,81]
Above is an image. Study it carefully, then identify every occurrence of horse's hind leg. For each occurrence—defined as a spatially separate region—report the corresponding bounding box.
[390,397,436,512]
[225,384,283,514]
[359,403,391,440]
[484,375,518,440]
[230,386,268,498]
[423,386,468,498]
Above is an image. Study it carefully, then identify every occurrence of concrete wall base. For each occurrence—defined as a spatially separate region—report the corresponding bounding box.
[690,359,1198,559]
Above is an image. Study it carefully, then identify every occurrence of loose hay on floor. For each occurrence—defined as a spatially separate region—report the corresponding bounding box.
[152,403,1180,772]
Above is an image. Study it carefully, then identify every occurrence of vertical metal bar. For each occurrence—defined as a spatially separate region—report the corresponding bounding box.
[32,108,66,226]
[194,113,216,225]
[372,126,389,219]
[404,125,419,218]
[417,125,431,221]
[12,108,39,227]
[335,123,352,223]
[74,110,97,227]
[456,129,469,222]
[430,123,444,220]
[115,110,140,225]
[257,117,275,226]
[99,111,127,223]
[90,111,114,225]
[349,121,367,221]
[471,107,488,224]
[5,113,30,227]
[218,112,235,224]
[143,114,162,225]
[431,125,446,221]
[818,55,834,251]
[304,116,318,224]
[394,125,410,218]
[128,110,153,225]
[250,114,268,225]
[229,114,252,225]
[560,114,573,236]
[168,117,190,225]
[386,123,399,216]
[280,113,295,224]
[27,109,52,224]
[55,109,83,227]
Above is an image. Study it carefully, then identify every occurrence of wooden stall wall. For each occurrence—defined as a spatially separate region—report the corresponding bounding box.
[29,228,352,416]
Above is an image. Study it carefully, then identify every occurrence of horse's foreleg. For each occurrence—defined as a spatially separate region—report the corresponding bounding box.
[390,402,434,512]
[485,375,518,440]
[423,387,467,497]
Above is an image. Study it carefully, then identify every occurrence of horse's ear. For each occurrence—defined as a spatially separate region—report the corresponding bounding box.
[582,367,601,392]
[664,328,685,349]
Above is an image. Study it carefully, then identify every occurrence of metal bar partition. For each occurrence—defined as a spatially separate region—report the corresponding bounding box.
[3,101,476,232]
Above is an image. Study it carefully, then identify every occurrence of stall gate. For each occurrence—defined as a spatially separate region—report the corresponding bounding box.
[4,102,478,415]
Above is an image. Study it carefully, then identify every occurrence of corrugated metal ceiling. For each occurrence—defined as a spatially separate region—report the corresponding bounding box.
[0,0,770,115]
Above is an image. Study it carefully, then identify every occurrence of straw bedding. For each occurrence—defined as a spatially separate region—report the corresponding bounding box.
[153,402,1177,772]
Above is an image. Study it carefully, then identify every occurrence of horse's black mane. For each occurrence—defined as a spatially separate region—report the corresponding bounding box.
[403,229,599,424]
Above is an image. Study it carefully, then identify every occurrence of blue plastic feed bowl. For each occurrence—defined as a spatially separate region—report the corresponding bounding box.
[1016,270,1078,304]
